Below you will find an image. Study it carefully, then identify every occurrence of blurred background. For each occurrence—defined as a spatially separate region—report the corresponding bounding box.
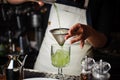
[0,0,120,79]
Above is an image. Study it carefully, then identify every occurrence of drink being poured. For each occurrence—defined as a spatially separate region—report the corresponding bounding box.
[50,3,69,46]
[50,3,70,79]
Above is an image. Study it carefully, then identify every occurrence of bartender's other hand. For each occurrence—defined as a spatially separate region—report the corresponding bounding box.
[30,0,44,6]
[65,23,89,48]
[7,0,44,6]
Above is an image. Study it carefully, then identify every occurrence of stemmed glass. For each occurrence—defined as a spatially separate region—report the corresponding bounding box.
[51,44,70,80]
[50,28,70,79]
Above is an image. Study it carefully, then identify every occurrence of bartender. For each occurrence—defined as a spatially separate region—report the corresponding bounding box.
[7,0,111,76]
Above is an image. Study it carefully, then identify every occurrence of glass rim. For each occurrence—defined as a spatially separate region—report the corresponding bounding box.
[50,28,69,34]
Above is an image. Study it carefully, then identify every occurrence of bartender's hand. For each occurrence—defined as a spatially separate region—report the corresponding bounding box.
[30,0,44,6]
[65,23,107,48]
[65,23,89,48]
[7,0,44,6]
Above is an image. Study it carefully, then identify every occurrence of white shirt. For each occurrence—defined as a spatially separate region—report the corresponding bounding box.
[34,3,92,76]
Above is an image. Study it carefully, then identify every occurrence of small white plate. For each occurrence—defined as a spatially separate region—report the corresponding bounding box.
[24,78,58,80]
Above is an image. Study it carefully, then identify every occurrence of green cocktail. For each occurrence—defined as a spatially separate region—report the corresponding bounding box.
[51,42,70,79]
[51,49,70,68]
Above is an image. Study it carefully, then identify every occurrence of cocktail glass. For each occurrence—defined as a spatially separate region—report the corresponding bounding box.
[51,44,70,80]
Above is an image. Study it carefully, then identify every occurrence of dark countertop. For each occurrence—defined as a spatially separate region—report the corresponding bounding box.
[24,69,80,80]
[24,69,120,80]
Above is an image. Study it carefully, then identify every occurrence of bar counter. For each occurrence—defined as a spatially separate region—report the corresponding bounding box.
[24,69,80,80]
[24,68,120,80]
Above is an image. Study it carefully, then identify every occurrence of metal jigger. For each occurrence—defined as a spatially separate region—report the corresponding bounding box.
[50,28,69,46]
